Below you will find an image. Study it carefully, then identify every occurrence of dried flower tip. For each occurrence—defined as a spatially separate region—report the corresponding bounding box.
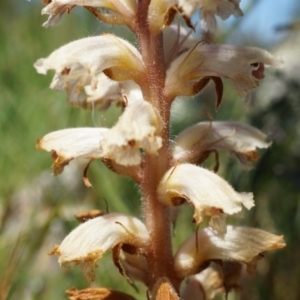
[174,226,285,278]
[34,34,145,106]
[172,121,271,165]
[49,213,149,281]
[158,163,254,233]
[75,210,104,223]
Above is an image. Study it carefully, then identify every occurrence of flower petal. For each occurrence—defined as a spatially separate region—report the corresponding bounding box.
[121,251,149,284]
[172,121,271,165]
[148,0,175,33]
[84,74,143,109]
[181,262,223,300]
[36,127,108,175]
[157,163,254,232]
[49,213,149,281]
[165,44,283,99]
[100,100,163,166]
[34,34,145,106]
[174,226,285,278]
[41,0,137,28]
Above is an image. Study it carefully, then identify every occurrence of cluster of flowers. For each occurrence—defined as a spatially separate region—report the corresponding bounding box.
[35,0,285,299]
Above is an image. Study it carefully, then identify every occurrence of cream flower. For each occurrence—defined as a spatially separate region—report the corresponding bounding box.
[178,0,243,33]
[41,0,137,28]
[37,100,161,176]
[84,74,143,109]
[36,127,108,175]
[100,100,163,166]
[174,226,285,278]
[172,121,271,165]
[165,44,283,100]
[157,163,254,233]
[34,34,145,106]
[49,213,149,281]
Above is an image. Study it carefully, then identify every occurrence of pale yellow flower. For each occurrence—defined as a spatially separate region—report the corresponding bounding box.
[174,225,285,278]
[165,44,283,100]
[158,163,254,233]
[49,213,149,281]
[41,0,137,28]
[172,121,271,165]
[34,34,145,106]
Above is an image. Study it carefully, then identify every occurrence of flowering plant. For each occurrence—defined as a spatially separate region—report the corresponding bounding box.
[35,0,285,298]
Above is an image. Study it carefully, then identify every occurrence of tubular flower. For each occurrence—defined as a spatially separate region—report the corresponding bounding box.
[171,121,271,165]
[36,127,108,175]
[165,44,283,99]
[158,163,254,233]
[37,97,160,175]
[178,0,243,33]
[34,34,145,106]
[174,226,285,278]
[41,0,137,28]
[49,213,149,281]
[100,100,163,166]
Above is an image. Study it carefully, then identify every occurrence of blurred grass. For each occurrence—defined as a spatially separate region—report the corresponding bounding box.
[0,0,299,299]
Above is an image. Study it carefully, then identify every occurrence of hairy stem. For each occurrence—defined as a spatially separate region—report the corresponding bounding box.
[136,0,177,290]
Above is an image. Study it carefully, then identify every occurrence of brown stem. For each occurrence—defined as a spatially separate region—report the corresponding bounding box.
[136,0,177,291]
